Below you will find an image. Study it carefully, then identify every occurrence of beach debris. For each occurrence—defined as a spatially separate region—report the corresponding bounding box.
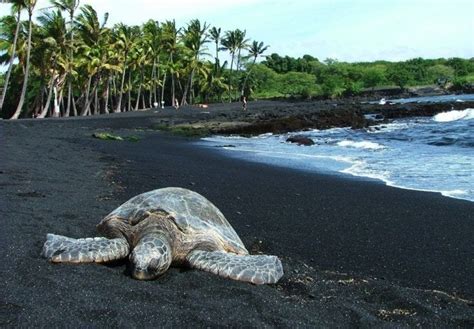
[92,132,140,142]
[93,132,124,141]
[377,308,416,319]
[41,187,283,285]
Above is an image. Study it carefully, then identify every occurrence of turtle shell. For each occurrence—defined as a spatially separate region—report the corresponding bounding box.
[103,187,248,254]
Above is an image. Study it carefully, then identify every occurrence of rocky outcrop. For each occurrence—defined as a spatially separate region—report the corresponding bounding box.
[286,136,315,146]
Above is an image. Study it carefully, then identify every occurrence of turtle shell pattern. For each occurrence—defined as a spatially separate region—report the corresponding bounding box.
[103,187,248,254]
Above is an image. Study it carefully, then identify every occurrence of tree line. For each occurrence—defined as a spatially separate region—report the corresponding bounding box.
[0,0,268,119]
[1,1,473,120]
[255,54,474,99]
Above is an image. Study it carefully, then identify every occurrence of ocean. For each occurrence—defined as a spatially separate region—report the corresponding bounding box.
[200,95,474,202]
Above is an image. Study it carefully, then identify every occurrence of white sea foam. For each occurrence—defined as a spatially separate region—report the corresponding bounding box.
[337,140,385,150]
[433,108,474,122]
[341,160,394,185]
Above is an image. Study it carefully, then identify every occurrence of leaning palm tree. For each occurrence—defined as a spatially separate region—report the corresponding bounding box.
[233,29,249,100]
[113,23,138,112]
[208,26,221,75]
[10,0,35,119]
[35,9,68,118]
[221,30,237,102]
[51,0,80,117]
[142,19,162,107]
[0,0,25,114]
[180,19,209,105]
[241,40,269,96]
[75,4,109,115]
[161,20,180,107]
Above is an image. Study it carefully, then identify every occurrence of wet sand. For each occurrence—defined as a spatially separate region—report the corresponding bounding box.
[1,105,473,327]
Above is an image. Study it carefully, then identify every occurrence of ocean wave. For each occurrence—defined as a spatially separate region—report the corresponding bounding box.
[432,108,474,122]
[337,140,385,150]
[341,161,394,184]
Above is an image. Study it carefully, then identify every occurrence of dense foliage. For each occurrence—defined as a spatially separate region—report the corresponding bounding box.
[1,1,473,119]
[0,1,268,118]
[258,54,474,99]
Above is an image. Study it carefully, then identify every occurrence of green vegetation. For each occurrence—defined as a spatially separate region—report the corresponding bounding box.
[0,1,473,119]
[257,55,474,98]
[0,1,268,119]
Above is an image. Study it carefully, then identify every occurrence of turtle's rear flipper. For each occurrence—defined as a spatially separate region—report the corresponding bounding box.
[41,233,129,263]
[186,250,283,284]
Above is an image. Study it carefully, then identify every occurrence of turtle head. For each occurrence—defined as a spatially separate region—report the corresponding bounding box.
[130,234,172,280]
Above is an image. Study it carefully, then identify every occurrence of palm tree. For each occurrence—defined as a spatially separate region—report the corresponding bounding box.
[233,29,249,99]
[161,20,179,107]
[241,40,268,96]
[221,30,237,102]
[142,20,162,107]
[113,23,138,112]
[10,0,36,119]
[75,4,110,115]
[180,19,209,105]
[36,9,68,118]
[51,0,80,117]
[208,26,221,75]
[0,0,25,114]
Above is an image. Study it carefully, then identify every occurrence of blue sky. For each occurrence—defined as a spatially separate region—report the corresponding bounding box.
[1,0,473,62]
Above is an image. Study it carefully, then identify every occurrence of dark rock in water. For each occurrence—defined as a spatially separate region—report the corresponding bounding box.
[286,136,315,146]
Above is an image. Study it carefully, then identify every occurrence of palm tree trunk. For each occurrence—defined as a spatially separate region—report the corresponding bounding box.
[0,8,21,113]
[83,79,98,116]
[65,10,75,117]
[94,85,99,115]
[171,72,176,107]
[228,54,235,103]
[72,94,77,116]
[134,68,144,111]
[10,10,34,119]
[241,57,257,95]
[103,76,110,114]
[65,80,72,117]
[116,59,127,113]
[80,76,92,116]
[52,84,60,117]
[155,58,160,104]
[161,71,167,107]
[37,78,55,118]
[127,71,132,112]
[151,59,157,105]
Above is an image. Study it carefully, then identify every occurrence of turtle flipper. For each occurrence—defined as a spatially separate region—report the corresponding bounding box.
[186,250,283,284]
[41,233,129,263]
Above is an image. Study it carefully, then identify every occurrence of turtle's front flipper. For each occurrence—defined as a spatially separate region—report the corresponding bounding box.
[41,233,129,263]
[186,250,284,284]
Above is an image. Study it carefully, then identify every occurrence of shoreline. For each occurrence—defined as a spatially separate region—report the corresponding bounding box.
[204,142,474,203]
[2,106,473,326]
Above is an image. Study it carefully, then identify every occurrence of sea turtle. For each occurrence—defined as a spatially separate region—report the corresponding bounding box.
[41,187,283,284]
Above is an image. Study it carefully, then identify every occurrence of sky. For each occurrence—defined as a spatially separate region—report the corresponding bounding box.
[1,0,473,62]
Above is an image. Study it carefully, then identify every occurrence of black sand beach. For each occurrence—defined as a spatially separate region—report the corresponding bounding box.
[1,103,473,327]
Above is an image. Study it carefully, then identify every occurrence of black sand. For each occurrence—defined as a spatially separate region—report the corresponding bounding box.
[1,106,473,327]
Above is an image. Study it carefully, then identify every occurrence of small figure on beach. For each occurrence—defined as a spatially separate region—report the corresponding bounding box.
[41,187,283,284]
[174,98,180,110]
[241,95,247,111]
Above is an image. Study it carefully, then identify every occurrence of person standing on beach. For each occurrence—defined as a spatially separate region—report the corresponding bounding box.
[241,95,247,111]
[174,98,180,110]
